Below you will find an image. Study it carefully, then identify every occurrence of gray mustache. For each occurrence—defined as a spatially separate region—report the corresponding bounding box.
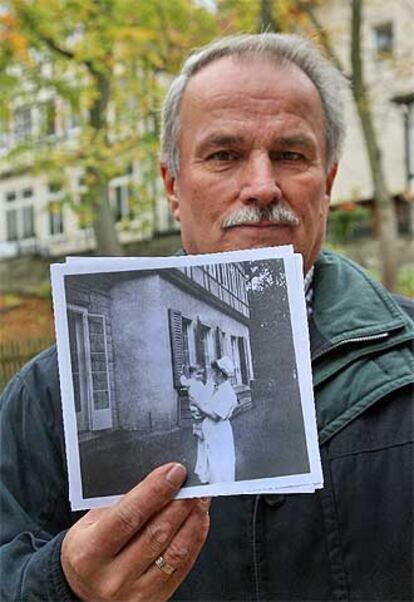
[221,203,300,229]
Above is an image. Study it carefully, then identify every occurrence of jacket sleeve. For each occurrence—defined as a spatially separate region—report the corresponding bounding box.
[0,349,80,600]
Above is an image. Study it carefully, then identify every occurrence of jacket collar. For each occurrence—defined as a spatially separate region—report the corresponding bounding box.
[310,250,412,360]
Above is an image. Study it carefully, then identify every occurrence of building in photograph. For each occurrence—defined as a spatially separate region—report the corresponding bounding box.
[65,262,254,439]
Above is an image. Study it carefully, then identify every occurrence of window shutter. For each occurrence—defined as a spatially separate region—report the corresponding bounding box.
[238,336,249,384]
[88,314,111,410]
[215,326,222,358]
[168,309,184,389]
[195,317,205,367]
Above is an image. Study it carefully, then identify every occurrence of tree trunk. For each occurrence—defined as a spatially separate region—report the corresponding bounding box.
[351,0,398,291]
[258,0,278,32]
[92,178,123,256]
[88,70,123,256]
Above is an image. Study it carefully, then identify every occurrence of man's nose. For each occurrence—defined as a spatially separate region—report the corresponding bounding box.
[239,154,282,207]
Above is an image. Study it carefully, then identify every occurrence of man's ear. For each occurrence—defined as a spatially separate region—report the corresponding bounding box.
[160,164,180,221]
[325,163,338,201]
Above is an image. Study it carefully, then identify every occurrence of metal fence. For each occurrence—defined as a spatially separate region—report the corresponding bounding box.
[0,338,55,392]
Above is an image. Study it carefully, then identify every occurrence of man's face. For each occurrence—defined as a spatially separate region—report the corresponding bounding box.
[161,56,337,272]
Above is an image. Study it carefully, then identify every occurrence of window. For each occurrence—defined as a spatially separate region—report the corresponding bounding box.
[6,206,34,240]
[5,189,35,241]
[49,201,64,235]
[6,209,18,241]
[6,191,16,202]
[48,180,64,235]
[230,336,241,385]
[182,318,196,368]
[14,106,33,143]
[374,22,393,57]
[69,104,81,129]
[48,182,62,194]
[22,205,35,238]
[41,101,56,136]
[112,183,130,222]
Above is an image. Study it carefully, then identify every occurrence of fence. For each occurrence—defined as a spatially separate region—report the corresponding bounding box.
[0,338,55,392]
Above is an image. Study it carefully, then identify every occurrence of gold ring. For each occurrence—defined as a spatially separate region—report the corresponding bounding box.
[154,555,176,576]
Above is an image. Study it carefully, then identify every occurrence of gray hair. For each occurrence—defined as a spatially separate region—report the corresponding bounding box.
[160,33,348,176]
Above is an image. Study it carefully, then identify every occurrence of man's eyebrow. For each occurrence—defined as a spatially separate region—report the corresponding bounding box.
[277,136,316,149]
[197,134,245,150]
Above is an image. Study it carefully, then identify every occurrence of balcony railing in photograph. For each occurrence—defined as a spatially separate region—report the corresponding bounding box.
[179,264,250,318]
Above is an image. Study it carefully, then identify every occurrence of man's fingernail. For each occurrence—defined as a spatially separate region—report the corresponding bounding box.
[166,463,187,487]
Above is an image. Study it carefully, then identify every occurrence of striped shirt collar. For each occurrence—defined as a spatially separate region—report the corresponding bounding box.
[304,266,315,316]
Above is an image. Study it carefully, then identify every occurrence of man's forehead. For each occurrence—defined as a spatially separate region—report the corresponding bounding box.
[178,54,327,161]
[183,54,320,104]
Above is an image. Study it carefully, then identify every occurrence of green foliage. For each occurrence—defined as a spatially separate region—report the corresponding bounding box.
[327,204,371,244]
[396,268,414,298]
[0,0,218,252]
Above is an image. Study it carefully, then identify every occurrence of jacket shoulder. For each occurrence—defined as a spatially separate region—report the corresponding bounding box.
[392,294,414,321]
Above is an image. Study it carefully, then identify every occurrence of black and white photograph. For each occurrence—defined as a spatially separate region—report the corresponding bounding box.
[51,247,322,509]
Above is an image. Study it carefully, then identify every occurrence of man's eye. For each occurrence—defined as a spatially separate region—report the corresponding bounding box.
[207,150,237,161]
[274,151,304,161]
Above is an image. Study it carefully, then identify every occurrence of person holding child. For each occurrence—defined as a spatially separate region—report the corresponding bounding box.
[190,356,238,484]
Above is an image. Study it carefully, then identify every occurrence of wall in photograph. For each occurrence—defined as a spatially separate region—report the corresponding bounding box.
[65,262,254,438]
[111,268,252,433]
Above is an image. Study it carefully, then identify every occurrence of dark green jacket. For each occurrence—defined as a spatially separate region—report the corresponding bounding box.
[1,251,413,601]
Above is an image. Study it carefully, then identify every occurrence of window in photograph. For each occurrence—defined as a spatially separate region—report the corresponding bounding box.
[182,317,196,368]
[67,308,113,433]
[374,22,394,57]
[237,337,249,385]
[88,314,111,414]
[230,335,242,385]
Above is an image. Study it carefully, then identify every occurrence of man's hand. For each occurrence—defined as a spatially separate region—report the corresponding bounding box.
[61,463,210,601]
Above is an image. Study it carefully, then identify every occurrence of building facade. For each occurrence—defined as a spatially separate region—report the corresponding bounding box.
[65,261,253,438]
[1,0,412,259]
[314,0,413,219]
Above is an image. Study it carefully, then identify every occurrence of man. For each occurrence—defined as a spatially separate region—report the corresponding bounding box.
[1,33,413,601]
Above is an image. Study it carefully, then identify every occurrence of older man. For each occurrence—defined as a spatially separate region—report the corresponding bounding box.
[1,34,413,601]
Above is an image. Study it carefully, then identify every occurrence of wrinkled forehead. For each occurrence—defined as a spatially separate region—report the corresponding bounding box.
[183,54,324,116]
[179,54,328,161]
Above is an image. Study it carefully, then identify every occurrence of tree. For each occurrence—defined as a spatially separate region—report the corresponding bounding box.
[216,0,400,290]
[349,0,398,291]
[0,0,217,255]
[295,0,399,291]
[259,0,279,32]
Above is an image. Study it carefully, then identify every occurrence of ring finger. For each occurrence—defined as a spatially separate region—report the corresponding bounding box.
[111,497,198,580]
[134,498,210,599]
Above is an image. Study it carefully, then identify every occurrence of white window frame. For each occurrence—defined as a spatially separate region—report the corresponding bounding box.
[5,188,35,241]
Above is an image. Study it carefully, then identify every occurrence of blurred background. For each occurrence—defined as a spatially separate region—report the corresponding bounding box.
[0,0,413,388]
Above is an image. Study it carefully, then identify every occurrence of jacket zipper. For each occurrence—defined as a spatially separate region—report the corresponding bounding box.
[312,331,389,361]
[252,495,261,601]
